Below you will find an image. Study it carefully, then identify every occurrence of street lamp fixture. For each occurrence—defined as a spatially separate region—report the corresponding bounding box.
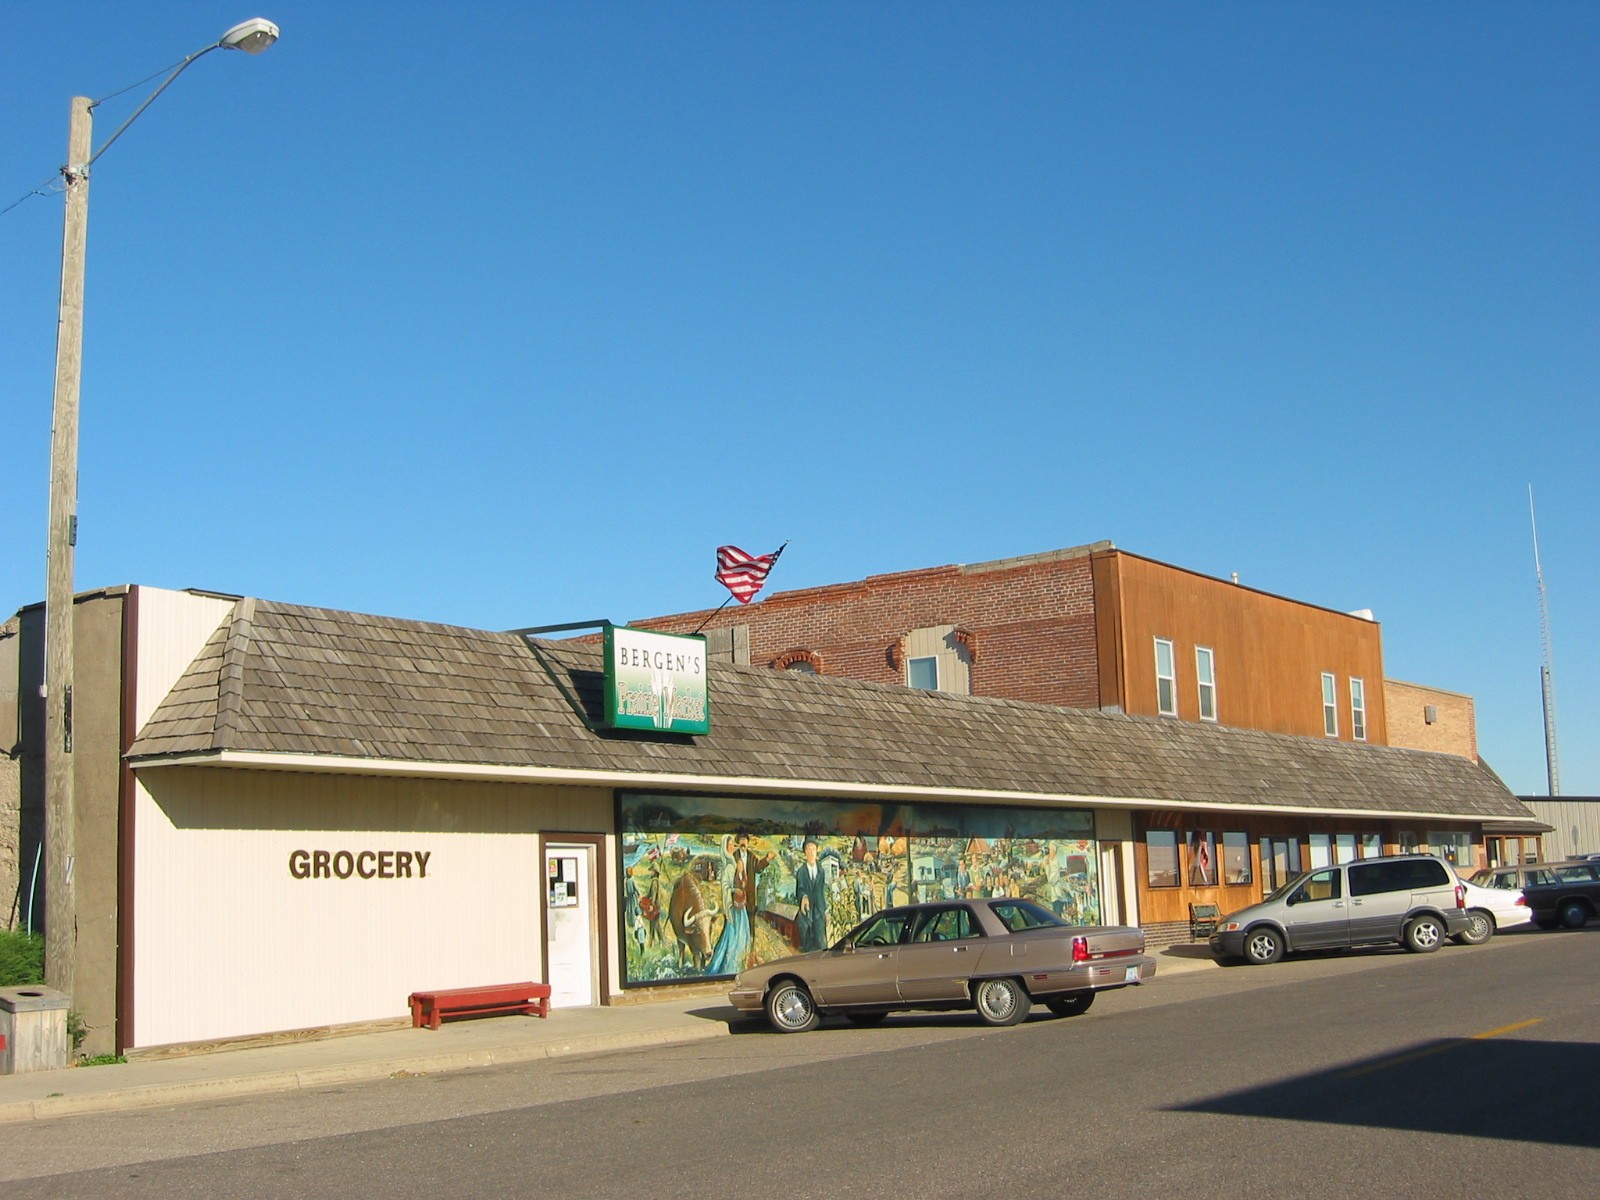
[43,19,280,1002]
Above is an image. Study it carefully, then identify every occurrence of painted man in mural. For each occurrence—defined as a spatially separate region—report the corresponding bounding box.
[795,836,829,952]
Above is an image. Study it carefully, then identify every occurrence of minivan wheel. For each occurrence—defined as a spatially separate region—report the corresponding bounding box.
[1453,909,1494,945]
[765,980,819,1033]
[1243,927,1283,965]
[1403,915,1444,953]
[973,977,1031,1026]
[1558,899,1589,930]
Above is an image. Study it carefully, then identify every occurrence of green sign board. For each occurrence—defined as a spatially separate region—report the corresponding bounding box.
[602,626,711,735]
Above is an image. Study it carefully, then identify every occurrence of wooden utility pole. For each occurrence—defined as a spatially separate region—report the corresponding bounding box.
[45,95,92,996]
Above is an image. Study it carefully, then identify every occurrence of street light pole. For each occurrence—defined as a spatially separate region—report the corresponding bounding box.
[42,19,280,997]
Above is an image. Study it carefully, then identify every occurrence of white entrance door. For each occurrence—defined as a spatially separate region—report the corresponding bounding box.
[545,844,597,1007]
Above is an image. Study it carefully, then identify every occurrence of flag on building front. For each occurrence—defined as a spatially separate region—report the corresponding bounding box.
[715,543,785,605]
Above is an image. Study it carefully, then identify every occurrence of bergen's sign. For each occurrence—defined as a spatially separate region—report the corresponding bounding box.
[602,626,710,734]
[288,850,432,880]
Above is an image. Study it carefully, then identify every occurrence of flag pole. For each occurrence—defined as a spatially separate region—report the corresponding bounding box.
[691,596,735,636]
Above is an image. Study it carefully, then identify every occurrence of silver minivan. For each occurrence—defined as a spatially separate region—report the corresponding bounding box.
[1208,854,1469,965]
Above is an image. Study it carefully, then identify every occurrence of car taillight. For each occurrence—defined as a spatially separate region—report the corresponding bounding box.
[1515,896,1528,907]
[1455,884,1466,909]
[1072,935,1090,963]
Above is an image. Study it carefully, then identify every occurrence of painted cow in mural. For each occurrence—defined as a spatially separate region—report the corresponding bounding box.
[668,856,722,972]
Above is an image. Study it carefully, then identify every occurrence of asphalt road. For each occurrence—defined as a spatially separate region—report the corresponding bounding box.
[4,926,1597,1198]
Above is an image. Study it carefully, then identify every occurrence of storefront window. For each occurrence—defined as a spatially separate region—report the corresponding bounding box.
[1361,832,1383,858]
[1428,830,1473,867]
[1335,833,1357,863]
[1146,831,1179,888]
[1259,837,1302,891]
[1309,833,1333,869]
[1222,832,1252,885]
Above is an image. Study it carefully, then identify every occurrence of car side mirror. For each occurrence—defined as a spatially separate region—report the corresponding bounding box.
[1285,891,1299,906]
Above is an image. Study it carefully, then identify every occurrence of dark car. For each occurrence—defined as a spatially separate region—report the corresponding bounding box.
[729,898,1155,1033]
[1471,861,1600,930]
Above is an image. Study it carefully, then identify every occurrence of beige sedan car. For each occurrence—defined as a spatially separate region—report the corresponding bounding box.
[729,898,1155,1033]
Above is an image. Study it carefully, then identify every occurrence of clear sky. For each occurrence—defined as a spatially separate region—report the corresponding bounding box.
[4,3,1595,797]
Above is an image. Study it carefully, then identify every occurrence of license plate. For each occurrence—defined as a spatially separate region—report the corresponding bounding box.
[1124,965,1140,983]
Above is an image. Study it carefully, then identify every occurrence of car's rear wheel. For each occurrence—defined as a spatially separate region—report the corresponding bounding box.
[845,1011,888,1025]
[1243,927,1283,965]
[1046,991,1095,1018]
[1558,899,1590,930]
[1452,909,1494,945]
[1403,914,1445,953]
[764,979,819,1033]
[973,977,1031,1026]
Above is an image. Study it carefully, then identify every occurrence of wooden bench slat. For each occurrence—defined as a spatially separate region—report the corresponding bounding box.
[409,982,552,1030]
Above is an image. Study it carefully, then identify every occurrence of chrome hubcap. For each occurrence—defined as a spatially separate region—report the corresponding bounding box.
[979,983,1015,1020]
[774,987,811,1028]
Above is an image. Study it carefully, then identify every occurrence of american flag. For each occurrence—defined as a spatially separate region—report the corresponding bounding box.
[715,544,785,605]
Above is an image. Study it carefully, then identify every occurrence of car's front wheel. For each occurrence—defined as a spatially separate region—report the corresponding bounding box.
[1403,914,1445,953]
[1452,909,1494,945]
[1046,991,1095,1018]
[1559,899,1590,930]
[764,979,819,1033]
[973,977,1031,1026]
[1243,927,1284,965]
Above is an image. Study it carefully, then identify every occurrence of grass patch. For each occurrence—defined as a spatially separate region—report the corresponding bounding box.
[74,1054,127,1067]
[0,928,45,987]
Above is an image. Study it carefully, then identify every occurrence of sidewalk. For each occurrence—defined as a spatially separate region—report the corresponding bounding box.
[0,947,1217,1124]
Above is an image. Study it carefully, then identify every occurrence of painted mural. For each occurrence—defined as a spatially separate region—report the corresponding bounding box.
[618,793,1099,986]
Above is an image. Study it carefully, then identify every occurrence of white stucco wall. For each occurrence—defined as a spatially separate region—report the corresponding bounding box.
[130,766,610,1048]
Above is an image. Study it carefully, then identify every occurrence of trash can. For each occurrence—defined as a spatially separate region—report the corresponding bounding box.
[0,986,71,1074]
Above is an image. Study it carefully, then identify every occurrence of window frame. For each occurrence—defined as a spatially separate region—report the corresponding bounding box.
[1321,672,1339,737]
[1155,638,1178,717]
[1195,645,1217,722]
[1350,677,1367,741]
[1145,829,1180,888]
[1221,831,1252,886]
[907,655,939,691]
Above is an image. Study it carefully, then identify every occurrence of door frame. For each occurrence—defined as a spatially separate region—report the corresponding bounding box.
[540,832,611,1005]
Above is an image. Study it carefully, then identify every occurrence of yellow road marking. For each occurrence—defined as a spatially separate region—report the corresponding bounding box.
[1337,1018,1543,1079]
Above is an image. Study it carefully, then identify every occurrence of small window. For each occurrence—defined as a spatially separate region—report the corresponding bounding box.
[1295,868,1342,903]
[1335,833,1357,864]
[1222,832,1252,885]
[907,656,939,691]
[987,900,1066,932]
[1321,673,1339,737]
[1398,831,1421,854]
[1360,833,1383,859]
[1155,639,1177,717]
[1195,646,1217,722]
[1350,677,1367,741]
[1146,830,1179,888]
[912,906,982,942]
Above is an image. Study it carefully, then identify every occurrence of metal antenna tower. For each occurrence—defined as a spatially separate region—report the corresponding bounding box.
[1529,486,1561,795]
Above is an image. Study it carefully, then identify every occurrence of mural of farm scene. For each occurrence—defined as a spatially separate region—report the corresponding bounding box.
[619,792,1099,986]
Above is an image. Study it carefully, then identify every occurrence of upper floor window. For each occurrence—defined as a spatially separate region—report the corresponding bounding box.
[1195,646,1217,722]
[908,656,939,691]
[1154,639,1177,716]
[1350,677,1367,741]
[1321,672,1339,737]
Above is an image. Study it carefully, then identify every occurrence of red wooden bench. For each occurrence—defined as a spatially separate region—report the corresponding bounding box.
[408,982,551,1030]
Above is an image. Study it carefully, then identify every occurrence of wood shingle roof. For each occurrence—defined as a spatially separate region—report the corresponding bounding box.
[128,599,1536,823]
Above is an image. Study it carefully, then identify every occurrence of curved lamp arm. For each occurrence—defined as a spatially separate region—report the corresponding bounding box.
[86,18,279,169]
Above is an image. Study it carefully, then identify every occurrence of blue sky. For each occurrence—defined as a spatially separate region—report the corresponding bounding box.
[3,3,1595,796]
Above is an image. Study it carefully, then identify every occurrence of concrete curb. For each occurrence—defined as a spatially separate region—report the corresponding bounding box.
[0,1018,732,1124]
